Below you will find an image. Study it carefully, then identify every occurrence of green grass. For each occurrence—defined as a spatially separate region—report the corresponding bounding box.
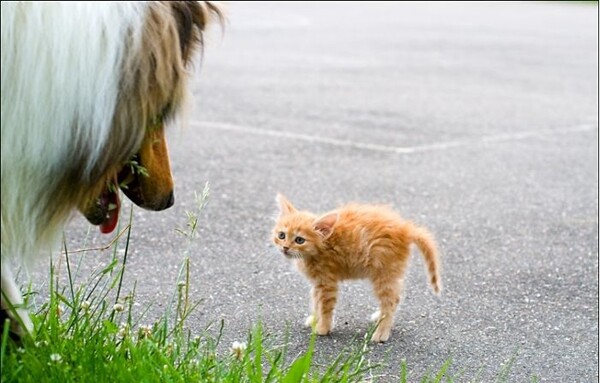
[0,185,521,382]
[0,223,378,382]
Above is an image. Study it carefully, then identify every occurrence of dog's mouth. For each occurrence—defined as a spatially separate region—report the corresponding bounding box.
[82,177,121,234]
[81,156,174,234]
[115,159,174,212]
[99,183,121,234]
[80,122,175,234]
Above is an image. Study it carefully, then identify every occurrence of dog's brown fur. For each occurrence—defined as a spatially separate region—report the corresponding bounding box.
[1,1,224,340]
[81,1,225,219]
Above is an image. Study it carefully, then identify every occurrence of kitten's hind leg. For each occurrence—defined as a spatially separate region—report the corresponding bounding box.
[314,281,338,336]
[371,278,403,343]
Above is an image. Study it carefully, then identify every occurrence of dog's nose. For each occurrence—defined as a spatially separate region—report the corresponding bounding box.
[154,191,175,210]
[164,191,175,209]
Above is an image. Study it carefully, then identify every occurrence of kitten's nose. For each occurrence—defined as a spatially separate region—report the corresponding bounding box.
[283,247,289,254]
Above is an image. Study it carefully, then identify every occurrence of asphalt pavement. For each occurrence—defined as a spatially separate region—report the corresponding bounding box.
[31,2,598,382]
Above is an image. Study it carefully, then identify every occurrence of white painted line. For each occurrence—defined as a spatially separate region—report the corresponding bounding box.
[190,120,597,155]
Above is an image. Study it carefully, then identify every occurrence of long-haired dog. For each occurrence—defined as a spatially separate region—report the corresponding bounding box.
[1,2,223,338]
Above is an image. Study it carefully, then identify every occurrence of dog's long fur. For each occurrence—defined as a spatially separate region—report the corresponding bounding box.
[1,1,223,338]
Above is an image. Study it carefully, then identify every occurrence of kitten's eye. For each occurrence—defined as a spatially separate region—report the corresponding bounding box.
[278,232,286,240]
[295,237,305,244]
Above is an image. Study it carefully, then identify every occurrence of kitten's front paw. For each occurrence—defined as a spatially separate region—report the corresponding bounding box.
[315,322,332,336]
[305,315,316,328]
[371,327,391,343]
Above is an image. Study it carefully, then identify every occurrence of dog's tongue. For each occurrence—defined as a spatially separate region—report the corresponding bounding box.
[99,186,120,234]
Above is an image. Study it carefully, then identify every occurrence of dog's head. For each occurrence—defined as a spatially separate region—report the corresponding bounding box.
[80,118,176,234]
[78,1,223,234]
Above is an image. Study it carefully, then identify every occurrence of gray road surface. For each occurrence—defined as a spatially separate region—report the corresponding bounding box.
[31,2,598,382]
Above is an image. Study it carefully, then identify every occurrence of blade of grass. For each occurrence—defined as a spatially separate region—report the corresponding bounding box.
[113,207,134,308]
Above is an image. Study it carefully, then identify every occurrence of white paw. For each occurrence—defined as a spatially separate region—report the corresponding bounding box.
[305,314,316,328]
[370,310,381,323]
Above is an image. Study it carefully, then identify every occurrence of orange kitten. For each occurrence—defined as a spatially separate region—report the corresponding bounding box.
[272,193,441,343]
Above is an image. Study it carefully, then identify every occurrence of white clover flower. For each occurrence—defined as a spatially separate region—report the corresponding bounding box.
[80,300,91,311]
[230,341,247,360]
[117,323,129,340]
[138,324,152,339]
[50,353,62,363]
[113,303,125,312]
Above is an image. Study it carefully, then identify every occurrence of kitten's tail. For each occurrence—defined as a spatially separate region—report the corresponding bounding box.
[410,225,442,295]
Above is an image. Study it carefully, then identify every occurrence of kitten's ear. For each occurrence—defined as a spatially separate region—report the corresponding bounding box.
[313,213,338,239]
[276,193,297,216]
